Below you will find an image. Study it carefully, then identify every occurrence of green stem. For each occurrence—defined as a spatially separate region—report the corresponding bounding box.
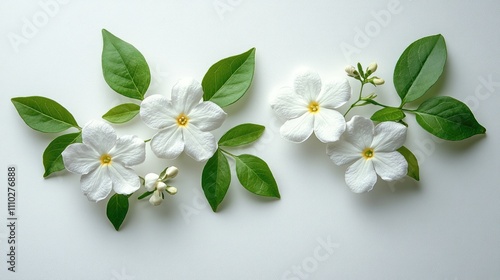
[361,98,389,108]
[220,148,237,158]
[344,82,366,117]
[144,139,151,143]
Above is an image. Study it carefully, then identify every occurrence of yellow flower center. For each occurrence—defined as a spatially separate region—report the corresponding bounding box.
[100,154,112,165]
[176,113,189,127]
[308,101,320,113]
[362,148,374,159]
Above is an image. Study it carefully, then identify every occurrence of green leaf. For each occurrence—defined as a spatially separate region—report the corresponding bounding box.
[414,96,486,140]
[218,123,265,147]
[11,96,79,133]
[356,62,365,79]
[102,29,150,100]
[371,107,406,122]
[235,154,280,198]
[397,146,420,181]
[394,34,447,104]
[202,149,231,212]
[202,48,256,107]
[43,132,82,178]
[106,193,129,231]
[102,103,140,124]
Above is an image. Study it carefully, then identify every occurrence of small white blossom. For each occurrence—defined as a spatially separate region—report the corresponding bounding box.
[345,65,359,78]
[366,62,378,74]
[62,120,145,202]
[140,78,227,161]
[144,166,178,206]
[372,77,385,85]
[270,69,351,143]
[327,116,408,193]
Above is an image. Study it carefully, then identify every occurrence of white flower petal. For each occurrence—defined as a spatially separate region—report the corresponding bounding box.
[81,166,112,202]
[344,116,374,150]
[372,122,407,152]
[183,126,217,161]
[313,109,346,143]
[189,101,227,131]
[108,164,141,195]
[270,86,308,120]
[345,158,377,193]
[149,190,163,206]
[372,152,408,181]
[171,78,203,113]
[293,70,322,101]
[327,140,361,166]
[140,95,177,129]
[279,113,314,143]
[318,78,351,109]
[144,173,159,191]
[82,120,116,155]
[150,126,184,159]
[62,143,100,174]
[110,135,146,167]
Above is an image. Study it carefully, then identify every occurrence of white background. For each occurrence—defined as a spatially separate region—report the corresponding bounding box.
[1,0,499,279]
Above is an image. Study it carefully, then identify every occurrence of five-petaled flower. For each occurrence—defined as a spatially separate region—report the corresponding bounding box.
[140,78,227,161]
[62,120,146,202]
[326,116,408,193]
[270,69,351,143]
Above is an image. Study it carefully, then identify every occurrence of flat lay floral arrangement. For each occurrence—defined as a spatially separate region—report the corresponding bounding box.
[11,31,485,230]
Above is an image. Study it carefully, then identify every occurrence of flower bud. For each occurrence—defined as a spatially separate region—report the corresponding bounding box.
[372,77,385,85]
[166,186,177,195]
[367,62,378,74]
[144,173,160,191]
[165,166,179,179]
[345,65,359,78]
[156,182,167,192]
[149,190,163,206]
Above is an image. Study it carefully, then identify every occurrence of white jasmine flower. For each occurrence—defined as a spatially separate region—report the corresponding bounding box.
[326,116,408,193]
[144,167,178,206]
[270,69,351,143]
[140,78,226,161]
[62,120,146,202]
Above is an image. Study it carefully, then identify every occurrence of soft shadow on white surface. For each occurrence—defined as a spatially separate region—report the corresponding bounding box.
[1,1,500,279]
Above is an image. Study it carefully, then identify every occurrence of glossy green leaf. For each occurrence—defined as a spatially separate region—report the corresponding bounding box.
[218,123,265,147]
[235,154,280,198]
[371,107,406,122]
[394,34,447,104]
[43,132,82,178]
[11,96,79,133]
[102,103,140,124]
[202,48,256,107]
[397,146,420,181]
[202,149,231,212]
[415,96,486,140]
[106,193,129,231]
[102,29,150,100]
